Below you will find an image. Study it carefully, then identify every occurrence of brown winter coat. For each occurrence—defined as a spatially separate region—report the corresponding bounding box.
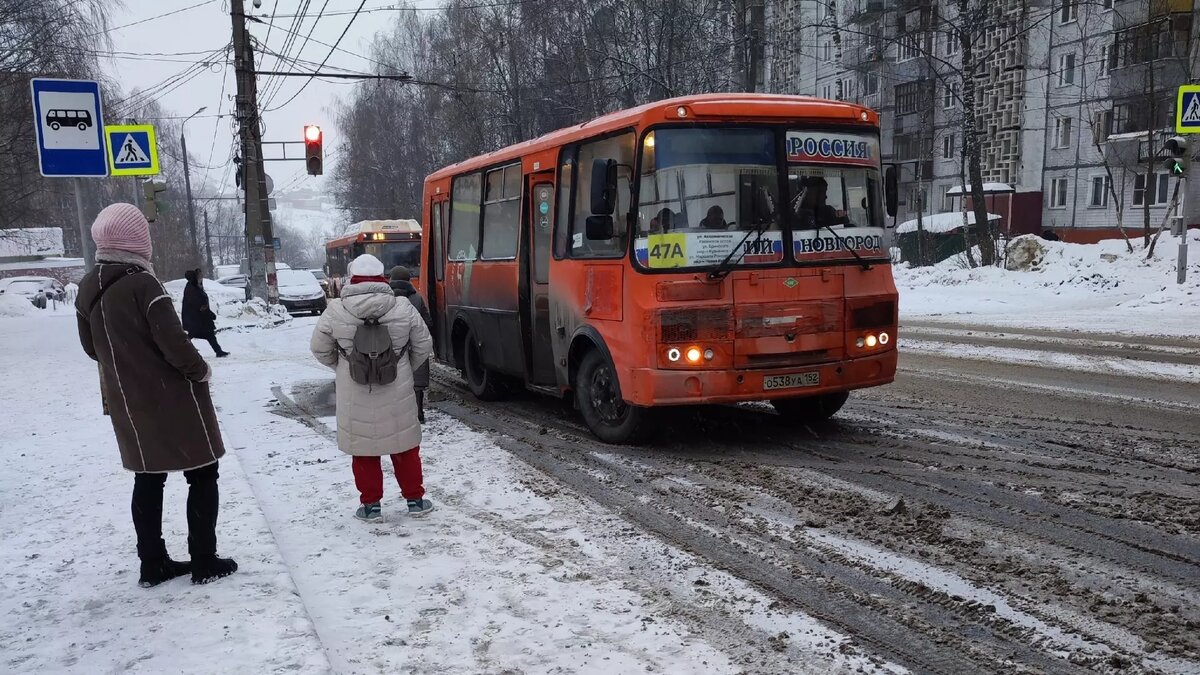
[76,260,226,473]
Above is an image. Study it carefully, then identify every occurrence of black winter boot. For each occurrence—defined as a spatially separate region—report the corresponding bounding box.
[191,556,238,584]
[140,557,192,588]
[185,462,238,584]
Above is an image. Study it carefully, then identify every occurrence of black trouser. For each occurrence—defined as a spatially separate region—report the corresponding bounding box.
[131,462,220,562]
[188,332,224,355]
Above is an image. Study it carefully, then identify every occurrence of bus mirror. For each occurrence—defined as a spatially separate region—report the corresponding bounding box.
[586,215,614,240]
[590,158,618,215]
[884,165,898,218]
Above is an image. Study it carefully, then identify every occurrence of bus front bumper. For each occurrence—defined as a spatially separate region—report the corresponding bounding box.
[623,350,897,407]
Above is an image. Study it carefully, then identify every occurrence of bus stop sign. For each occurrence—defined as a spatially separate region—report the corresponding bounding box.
[1177,85,1200,134]
[29,78,108,177]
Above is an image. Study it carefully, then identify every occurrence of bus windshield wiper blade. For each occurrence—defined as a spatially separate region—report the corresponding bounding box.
[822,223,871,271]
[707,222,767,281]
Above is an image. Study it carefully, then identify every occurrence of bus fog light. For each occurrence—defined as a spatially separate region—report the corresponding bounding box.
[703,348,714,361]
[667,347,681,362]
[879,332,890,345]
[865,335,878,348]
[856,337,865,348]
[685,346,702,363]
[676,106,687,118]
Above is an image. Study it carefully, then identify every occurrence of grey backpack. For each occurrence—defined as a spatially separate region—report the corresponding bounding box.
[338,317,407,387]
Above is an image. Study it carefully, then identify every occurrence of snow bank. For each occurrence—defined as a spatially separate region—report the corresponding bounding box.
[895,211,1001,235]
[0,293,34,317]
[162,278,246,306]
[896,230,1200,336]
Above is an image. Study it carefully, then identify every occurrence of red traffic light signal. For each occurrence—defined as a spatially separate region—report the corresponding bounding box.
[304,125,323,176]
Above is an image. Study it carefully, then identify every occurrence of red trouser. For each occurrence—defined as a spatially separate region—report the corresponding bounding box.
[351,447,424,504]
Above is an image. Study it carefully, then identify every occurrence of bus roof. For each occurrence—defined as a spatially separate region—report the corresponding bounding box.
[350,219,421,234]
[426,93,879,182]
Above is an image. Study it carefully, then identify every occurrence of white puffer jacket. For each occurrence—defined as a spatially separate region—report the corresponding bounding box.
[310,281,433,456]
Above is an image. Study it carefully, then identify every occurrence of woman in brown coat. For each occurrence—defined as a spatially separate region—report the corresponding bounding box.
[75,203,237,587]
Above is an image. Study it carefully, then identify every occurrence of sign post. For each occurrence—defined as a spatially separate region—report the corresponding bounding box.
[30,78,108,270]
[1172,85,1200,284]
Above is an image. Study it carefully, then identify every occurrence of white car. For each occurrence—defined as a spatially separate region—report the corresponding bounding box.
[0,276,66,307]
[276,269,327,316]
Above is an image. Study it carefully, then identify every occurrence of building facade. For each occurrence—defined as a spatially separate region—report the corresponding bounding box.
[766,0,1199,245]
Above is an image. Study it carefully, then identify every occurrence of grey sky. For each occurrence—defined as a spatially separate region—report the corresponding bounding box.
[105,1,437,199]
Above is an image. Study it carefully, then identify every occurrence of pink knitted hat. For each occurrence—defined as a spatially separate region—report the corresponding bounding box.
[92,203,152,259]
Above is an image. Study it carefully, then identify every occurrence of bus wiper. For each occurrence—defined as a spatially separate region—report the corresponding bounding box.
[707,222,766,281]
[822,223,872,271]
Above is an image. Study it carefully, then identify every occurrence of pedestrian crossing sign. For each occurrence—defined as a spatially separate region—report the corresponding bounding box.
[104,124,159,176]
[1177,85,1200,134]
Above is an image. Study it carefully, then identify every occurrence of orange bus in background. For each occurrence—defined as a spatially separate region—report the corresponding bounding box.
[420,94,899,443]
[325,219,422,296]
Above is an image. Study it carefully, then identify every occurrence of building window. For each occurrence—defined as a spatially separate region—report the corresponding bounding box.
[1057,53,1076,86]
[1089,175,1111,207]
[942,187,955,211]
[944,30,960,56]
[822,41,832,61]
[1054,117,1073,148]
[821,83,832,99]
[898,32,923,61]
[1102,0,1114,9]
[1133,173,1172,206]
[861,72,880,96]
[1092,110,1113,143]
[1050,178,1069,208]
[1099,44,1114,76]
[943,80,959,109]
[895,81,921,115]
[942,134,956,159]
[1058,0,1078,24]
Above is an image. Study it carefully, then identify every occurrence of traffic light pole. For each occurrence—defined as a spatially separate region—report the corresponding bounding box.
[1178,173,1187,285]
[231,1,277,304]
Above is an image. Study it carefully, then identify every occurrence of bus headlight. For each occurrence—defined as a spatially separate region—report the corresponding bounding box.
[703,348,714,361]
[879,332,890,345]
[667,347,681,362]
[865,334,878,348]
[685,346,703,364]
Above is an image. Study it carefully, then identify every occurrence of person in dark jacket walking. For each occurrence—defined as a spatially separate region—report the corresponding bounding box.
[182,268,229,357]
[76,203,238,588]
[389,265,431,423]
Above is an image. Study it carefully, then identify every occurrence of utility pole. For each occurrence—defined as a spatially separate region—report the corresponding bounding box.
[231,0,278,303]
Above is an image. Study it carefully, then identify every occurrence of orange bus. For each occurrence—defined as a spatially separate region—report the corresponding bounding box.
[419,94,899,443]
[325,219,422,296]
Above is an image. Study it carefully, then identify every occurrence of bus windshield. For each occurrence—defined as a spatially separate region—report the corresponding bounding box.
[360,240,421,277]
[634,127,886,270]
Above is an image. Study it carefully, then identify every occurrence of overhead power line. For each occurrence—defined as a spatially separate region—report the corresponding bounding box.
[266,0,369,112]
[87,0,219,37]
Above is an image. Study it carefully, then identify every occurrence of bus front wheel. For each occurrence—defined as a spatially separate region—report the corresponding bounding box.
[576,350,650,444]
[462,328,506,401]
[771,391,849,424]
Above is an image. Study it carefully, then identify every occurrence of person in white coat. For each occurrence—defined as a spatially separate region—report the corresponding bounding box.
[310,254,434,521]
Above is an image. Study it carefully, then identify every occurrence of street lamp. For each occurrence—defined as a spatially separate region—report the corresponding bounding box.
[180,106,207,267]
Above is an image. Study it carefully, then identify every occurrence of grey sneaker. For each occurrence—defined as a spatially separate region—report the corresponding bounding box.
[407,499,434,517]
[355,502,382,521]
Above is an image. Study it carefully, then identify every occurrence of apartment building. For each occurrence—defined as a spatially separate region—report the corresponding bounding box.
[767,0,1199,244]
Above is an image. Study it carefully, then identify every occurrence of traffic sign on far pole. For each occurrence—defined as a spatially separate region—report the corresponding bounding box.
[30,78,108,177]
[1177,85,1200,134]
[105,124,160,176]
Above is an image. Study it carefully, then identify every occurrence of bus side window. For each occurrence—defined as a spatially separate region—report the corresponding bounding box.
[432,200,445,281]
[448,172,482,261]
[554,149,575,259]
[571,132,635,259]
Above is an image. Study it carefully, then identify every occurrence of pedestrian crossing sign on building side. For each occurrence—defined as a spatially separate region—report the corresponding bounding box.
[105,124,159,176]
[1177,85,1200,134]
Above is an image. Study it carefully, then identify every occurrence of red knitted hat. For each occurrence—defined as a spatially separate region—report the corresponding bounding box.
[92,203,152,259]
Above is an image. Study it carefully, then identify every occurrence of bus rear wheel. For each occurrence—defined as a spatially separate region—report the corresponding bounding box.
[576,350,650,444]
[771,391,849,424]
[462,328,506,401]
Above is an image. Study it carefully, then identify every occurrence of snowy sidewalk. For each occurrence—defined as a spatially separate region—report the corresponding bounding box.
[2,315,879,674]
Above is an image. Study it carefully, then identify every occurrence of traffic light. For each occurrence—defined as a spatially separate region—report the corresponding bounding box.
[141,181,168,222]
[1163,136,1188,176]
[304,125,323,176]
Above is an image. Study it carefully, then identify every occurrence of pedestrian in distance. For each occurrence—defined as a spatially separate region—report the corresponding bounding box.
[75,203,238,588]
[388,265,431,423]
[310,254,434,522]
[182,268,230,357]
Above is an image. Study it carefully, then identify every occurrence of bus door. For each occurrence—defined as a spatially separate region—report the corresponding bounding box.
[428,195,450,361]
[524,174,557,385]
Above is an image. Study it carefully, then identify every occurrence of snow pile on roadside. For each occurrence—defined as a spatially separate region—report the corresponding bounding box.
[0,293,35,317]
[162,278,245,306]
[895,230,1200,335]
[235,298,292,328]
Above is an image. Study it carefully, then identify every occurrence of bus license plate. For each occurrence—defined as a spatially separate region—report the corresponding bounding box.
[763,372,821,391]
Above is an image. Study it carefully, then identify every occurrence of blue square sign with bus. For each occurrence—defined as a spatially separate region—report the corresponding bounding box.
[1177,85,1200,134]
[30,78,108,177]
